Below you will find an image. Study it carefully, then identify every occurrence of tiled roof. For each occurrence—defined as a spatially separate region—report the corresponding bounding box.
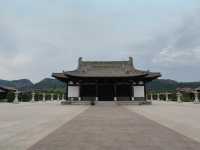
[0,85,16,92]
[53,57,161,80]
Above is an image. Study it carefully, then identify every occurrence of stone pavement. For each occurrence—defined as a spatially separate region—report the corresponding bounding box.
[29,103,200,150]
[0,102,89,150]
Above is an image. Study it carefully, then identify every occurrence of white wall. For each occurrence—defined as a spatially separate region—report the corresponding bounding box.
[68,86,80,97]
[134,86,144,97]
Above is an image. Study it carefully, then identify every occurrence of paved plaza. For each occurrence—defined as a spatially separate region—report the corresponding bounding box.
[0,102,89,150]
[126,101,200,143]
[0,101,200,150]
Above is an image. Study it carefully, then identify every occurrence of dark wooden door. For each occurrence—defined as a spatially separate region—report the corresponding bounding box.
[98,84,114,101]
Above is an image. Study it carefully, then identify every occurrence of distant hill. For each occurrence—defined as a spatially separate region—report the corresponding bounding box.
[1,78,200,92]
[0,78,64,92]
[12,79,34,90]
[34,78,65,91]
[146,79,179,92]
[0,79,14,87]
[147,79,200,92]
[0,79,34,91]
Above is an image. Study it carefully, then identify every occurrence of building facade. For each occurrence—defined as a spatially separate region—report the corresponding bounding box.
[0,85,16,100]
[52,57,161,102]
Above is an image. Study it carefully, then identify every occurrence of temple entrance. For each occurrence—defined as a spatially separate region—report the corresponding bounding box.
[98,84,114,101]
[80,85,96,97]
[116,84,132,101]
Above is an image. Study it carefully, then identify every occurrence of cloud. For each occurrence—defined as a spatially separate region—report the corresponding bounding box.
[151,12,200,66]
[0,0,200,82]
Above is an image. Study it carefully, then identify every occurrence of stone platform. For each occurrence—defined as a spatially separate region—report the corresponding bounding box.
[61,100,152,105]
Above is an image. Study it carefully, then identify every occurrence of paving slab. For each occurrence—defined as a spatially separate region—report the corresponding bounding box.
[0,102,89,150]
[126,101,200,143]
[29,103,200,150]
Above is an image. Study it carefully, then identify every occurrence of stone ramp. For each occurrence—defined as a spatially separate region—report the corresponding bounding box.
[28,104,200,150]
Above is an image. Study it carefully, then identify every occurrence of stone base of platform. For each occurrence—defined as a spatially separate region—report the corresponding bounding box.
[61,101,90,105]
[115,101,152,105]
[61,100,151,105]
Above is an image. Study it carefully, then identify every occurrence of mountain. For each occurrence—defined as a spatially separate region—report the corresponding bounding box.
[12,79,34,90]
[0,78,64,92]
[147,79,200,92]
[146,79,179,92]
[1,78,200,92]
[0,79,14,87]
[0,79,34,90]
[34,78,65,91]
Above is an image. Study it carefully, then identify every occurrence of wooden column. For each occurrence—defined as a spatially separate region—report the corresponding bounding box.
[130,84,134,101]
[95,82,98,101]
[114,84,117,101]
[65,81,68,101]
[144,83,147,101]
[132,83,135,101]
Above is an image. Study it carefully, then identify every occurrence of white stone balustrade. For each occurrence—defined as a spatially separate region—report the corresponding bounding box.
[62,94,65,100]
[165,92,170,102]
[42,93,46,102]
[78,97,81,101]
[131,97,134,101]
[177,92,182,103]
[114,97,117,101]
[51,93,54,101]
[150,93,153,101]
[157,93,160,101]
[95,97,98,101]
[13,91,19,104]
[31,92,35,102]
[193,91,199,104]
[57,94,60,101]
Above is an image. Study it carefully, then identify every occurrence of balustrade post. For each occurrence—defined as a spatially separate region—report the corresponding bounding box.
[150,93,153,101]
[157,93,160,101]
[193,91,199,104]
[13,91,19,104]
[177,92,182,103]
[165,92,169,102]
[51,93,54,101]
[31,92,35,102]
[57,94,60,101]
[42,93,46,102]
[62,94,65,100]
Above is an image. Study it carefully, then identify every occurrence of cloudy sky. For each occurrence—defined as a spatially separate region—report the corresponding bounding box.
[0,0,200,82]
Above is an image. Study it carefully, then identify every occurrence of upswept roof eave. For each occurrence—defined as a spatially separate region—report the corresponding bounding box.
[63,70,149,78]
[0,85,16,92]
[52,73,68,82]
